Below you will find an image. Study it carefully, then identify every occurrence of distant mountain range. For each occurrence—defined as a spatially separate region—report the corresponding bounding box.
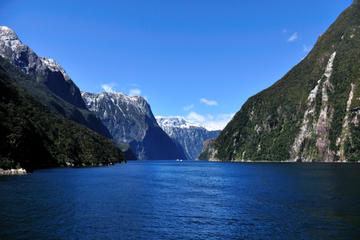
[200,1,360,162]
[0,26,186,162]
[156,116,220,159]
[0,26,217,163]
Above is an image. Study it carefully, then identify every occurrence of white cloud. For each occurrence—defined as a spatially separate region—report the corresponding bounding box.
[101,83,116,93]
[200,98,218,106]
[288,32,298,42]
[187,111,206,123]
[129,88,141,96]
[183,104,195,111]
[186,111,234,130]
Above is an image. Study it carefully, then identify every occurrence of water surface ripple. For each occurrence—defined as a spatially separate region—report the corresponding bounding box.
[1,161,360,239]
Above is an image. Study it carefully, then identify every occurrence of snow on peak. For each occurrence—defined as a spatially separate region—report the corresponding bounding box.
[0,26,22,53]
[40,57,71,81]
[81,91,150,116]
[81,91,146,104]
[0,26,72,83]
[156,116,203,129]
[0,26,19,41]
[102,91,144,102]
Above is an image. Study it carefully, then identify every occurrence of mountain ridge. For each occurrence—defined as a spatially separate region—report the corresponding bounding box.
[0,26,84,108]
[82,91,187,160]
[200,2,360,162]
[0,26,112,138]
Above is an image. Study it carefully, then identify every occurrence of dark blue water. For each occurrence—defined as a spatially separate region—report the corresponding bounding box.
[1,161,360,240]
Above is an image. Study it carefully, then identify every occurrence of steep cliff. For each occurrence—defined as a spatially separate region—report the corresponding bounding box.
[82,92,187,160]
[202,1,360,162]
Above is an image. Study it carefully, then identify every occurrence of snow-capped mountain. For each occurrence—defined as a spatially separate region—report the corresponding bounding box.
[0,26,84,108]
[156,116,221,159]
[0,26,111,138]
[82,92,187,160]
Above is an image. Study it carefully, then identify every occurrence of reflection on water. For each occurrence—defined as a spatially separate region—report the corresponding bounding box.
[0,161,360,239]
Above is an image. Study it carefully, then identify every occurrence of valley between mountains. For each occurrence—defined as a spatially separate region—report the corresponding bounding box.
[0,25,219,171]
[1,1,360,173]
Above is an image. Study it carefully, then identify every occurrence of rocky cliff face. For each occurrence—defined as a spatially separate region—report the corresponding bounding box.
[202,2,360,162]
[0,26,111,138]
[82,92,187,160]
[198,139,217,161]
[156,116,220,159]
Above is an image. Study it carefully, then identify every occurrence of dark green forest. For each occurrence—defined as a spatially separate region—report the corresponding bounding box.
[0,57,125,171]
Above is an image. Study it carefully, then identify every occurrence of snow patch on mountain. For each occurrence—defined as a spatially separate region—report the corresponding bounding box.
[156,116,221,159]
[0,26,71,82]
[0,26,22,51]
[156,116,203,130]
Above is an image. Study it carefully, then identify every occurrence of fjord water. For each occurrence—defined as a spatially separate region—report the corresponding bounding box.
[1,161,360,239]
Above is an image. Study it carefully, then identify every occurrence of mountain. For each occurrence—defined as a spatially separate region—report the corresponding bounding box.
[198,139,217,161]
[156,116,221,159]
[0,56,125,172]
[200,1,360,162]
[81,92,187,160]
[0,26,111,138]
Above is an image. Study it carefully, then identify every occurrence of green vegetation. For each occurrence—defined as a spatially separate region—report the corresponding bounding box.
[0,58,125,171]
[206,2,360,161]
[345,123,360,162]
[0,57,112,139]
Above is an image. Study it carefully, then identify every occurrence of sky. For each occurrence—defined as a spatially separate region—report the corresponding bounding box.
[0,0,353,130]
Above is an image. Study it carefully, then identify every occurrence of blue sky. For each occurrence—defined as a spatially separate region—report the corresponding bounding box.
[0,0,353,129]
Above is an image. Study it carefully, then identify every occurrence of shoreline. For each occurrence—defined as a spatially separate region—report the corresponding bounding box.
[0,162,125,176]
[207,159,360,163]
[0,168,27,175]
[0,161,126,176]
[1,160,358,175]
